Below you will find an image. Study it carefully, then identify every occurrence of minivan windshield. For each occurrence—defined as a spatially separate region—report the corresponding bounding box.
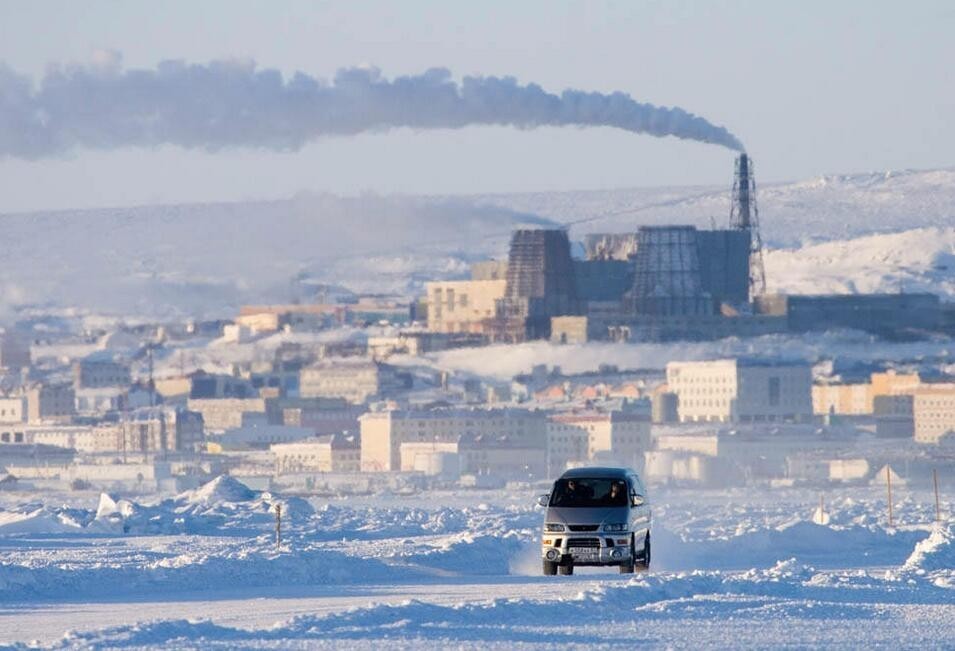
[549,478,628,508]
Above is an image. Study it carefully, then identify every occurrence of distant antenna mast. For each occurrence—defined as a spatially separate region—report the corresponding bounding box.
[730,153,767,297]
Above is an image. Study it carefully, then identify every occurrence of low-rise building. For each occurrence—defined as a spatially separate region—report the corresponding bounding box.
[458,433,546,478]
[812,371,922,415]
[0,443,76,472]
[75,387,127,414]
[299,360,407,404]
[278,401,362,436]
[0,397,25,424]
[73,354,132,390]
[426,279,507,334]
[186,397,267,432]
[25,383,75,424]
[666,359,813,424]
[272,433,360,474]
[360,408,548,472]
[873,394,914,438]
[212,424,315,451]
[26,424,123,452]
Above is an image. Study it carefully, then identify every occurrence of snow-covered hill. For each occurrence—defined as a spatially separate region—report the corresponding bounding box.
[0,194,551,318]
[1,167,953,317]
[470,167,955,248]
[765,226,955,297]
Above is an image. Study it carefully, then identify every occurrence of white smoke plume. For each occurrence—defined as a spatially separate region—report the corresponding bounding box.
[0,54,744,159]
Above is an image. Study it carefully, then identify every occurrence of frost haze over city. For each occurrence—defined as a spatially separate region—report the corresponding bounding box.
[1,3,954,650]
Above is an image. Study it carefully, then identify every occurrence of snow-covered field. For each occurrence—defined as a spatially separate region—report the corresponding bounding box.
[1,477,952,649]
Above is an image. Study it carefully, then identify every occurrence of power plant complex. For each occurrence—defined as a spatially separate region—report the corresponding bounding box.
[425,154,947,343]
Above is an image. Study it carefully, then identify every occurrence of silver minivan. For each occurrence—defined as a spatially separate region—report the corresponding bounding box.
[538,466,651,575]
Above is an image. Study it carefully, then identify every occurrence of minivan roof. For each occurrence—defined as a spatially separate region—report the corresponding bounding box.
[559,466,632,480]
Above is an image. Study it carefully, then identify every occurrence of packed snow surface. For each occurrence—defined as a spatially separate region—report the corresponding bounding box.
[0,479,951,648]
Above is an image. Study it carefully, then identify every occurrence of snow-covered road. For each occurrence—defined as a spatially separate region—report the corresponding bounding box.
[0,575,608,646]
[1,479,952,649]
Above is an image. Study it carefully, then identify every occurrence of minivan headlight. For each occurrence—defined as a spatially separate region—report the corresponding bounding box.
[603,523,628,532]
[544,523,565,532]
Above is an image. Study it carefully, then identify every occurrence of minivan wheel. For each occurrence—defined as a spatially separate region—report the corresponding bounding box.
[635,532,651,571]
[542,560,558,576]
[619,534,636,574]
[558,563,574,576]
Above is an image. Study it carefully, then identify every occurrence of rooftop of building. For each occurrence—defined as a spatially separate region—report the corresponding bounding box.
[359,407,547,421]
[271,431,359,451]
[668,357,811,369]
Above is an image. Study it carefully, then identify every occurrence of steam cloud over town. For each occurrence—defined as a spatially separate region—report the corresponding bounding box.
[0,52,744,158]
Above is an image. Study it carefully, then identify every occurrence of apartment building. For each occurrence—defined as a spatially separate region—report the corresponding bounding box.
[360,408,548,472]
[913,385,955,444]
[666,359,813,424]
[546,410,651,476]
[120,407,205,453]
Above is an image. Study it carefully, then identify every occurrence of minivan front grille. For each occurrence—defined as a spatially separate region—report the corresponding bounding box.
[568,525,599,532]
[567,537,600,548]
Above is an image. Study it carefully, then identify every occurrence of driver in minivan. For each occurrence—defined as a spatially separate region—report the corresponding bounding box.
[603,480,628,506]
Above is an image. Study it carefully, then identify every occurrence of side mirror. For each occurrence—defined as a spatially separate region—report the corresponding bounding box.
[537,494,550,507]
[630,494,645,507]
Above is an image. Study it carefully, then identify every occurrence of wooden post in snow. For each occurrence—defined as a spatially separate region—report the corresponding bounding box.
[886,465,894,528]
[275,503,282,550]
[934,468,941,524]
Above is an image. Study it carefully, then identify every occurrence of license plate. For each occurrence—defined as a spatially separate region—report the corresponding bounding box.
[570,548,599,561]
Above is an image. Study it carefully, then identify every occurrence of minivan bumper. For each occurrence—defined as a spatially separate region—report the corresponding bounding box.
[541,534,632,566]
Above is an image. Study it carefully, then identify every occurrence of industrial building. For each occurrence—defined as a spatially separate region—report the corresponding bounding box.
[763,293,942,338]
[493,229,580,341]
[422,153,951,344]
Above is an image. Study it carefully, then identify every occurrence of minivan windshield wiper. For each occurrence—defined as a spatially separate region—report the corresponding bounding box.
[549,478,628,508]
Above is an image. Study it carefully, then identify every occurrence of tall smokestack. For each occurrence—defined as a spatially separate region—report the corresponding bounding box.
[731,153,752,229]
[728,153,766,297]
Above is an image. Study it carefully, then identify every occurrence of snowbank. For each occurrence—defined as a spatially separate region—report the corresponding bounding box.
[0,507,82,535]
[900,523,955,584]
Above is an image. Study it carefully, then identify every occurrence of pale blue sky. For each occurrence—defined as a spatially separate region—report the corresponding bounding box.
[1,0,953,212]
